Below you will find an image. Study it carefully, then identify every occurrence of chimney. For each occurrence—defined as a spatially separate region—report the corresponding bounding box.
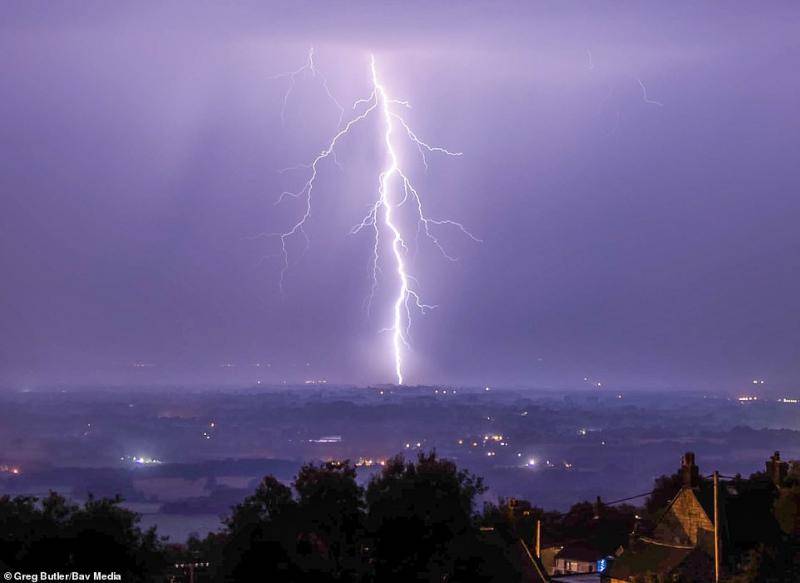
[766,451,788,487]
[681,452,700,489]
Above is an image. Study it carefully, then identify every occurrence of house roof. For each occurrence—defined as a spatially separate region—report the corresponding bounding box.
[658,484,716,528]
[605,538,702,581]
[479,528,550,582]
[516,538,552,582]
[656,480,781,551]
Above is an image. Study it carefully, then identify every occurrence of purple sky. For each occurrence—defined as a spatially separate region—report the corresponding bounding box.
[2,2,799,389]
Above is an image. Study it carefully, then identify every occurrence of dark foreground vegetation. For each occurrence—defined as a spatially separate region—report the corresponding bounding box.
[1,452,798,582]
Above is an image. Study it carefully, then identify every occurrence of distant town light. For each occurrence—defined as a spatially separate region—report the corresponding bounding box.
[123,455,162,466]
[355,457,386,468]
[311,435,342,444]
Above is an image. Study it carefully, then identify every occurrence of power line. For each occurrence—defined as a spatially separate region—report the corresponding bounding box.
[603,491,654,506]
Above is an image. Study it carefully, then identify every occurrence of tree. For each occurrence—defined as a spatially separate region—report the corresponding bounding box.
[294,461,366,580]
[218,475,299,582]
[729,544,798,583]
[365,452,515,582]
[68,494,166,580]
[774,484,800,536]
[645,472,685,519]
[218,461,367,582]
[0,492,167,582]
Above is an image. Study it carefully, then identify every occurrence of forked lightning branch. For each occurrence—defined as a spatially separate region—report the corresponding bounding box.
[266,51,479,385]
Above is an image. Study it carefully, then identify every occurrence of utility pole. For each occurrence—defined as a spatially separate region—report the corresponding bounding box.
[535,519,541,558]
[713,470,720,583]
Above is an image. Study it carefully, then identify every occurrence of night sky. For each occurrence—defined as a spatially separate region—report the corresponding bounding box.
[2,3,799,388]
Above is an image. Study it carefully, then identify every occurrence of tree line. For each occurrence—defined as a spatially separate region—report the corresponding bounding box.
[1,452,798,582]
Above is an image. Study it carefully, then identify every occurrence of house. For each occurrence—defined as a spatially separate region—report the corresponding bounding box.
[552,541,606,575]
[539,544,562,575]
[604,450,796,582]
[604,452,722,582]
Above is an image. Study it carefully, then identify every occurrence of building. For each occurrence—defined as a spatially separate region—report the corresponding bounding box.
[552,541,606,576]
[604,450,799,582]
[604,452,722,582]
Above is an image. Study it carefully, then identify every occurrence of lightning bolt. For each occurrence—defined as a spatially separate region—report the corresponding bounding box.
[636,78,663,107]
[269,47,344,128]
[267,52,479,385]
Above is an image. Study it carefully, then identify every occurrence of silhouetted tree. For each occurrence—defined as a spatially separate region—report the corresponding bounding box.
[729,543,798,583]
[774,484,800,536]
[645,471,686,519]
[484,496,636,555]
[294,461,365,580]
[217,475,300,582]
[0,492,166,582]
[217,461,367,582]
[364,452,515,582]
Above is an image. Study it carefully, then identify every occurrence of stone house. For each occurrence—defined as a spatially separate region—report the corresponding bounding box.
[604,452,720,582]
[604,450,797,582]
